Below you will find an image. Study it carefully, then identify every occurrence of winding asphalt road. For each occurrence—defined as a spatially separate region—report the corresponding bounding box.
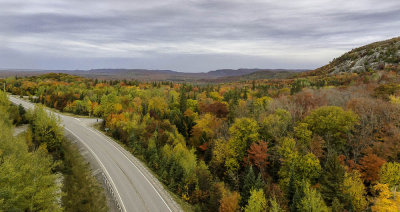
[9,96,181,212]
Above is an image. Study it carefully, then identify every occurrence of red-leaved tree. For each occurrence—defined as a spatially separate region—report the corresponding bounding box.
[247,141,270,179]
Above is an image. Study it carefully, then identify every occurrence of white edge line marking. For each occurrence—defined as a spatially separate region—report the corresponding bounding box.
[85,126,173,212]
[64,127,127,212]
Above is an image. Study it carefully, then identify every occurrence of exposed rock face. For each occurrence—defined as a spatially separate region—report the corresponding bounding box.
[301,37,400,77]
[330,39,400,75]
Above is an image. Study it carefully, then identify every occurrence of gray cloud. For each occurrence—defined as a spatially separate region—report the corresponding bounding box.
[0,0,399,72]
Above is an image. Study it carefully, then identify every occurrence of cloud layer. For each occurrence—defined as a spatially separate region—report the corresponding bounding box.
[1,0,399,72]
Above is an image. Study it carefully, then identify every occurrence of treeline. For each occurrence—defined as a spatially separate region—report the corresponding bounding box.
[0,91,107,211]
[0,91,62,211]
[2,67,400,211]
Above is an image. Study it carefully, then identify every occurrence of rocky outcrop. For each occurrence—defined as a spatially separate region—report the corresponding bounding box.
[330,39,400,74]
[301,37,400,77]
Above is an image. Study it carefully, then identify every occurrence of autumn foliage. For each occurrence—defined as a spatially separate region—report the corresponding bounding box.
[3,64,400,211]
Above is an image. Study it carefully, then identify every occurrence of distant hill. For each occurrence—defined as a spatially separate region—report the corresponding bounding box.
[82,68,283,80]
[234,69,302,79]
[199,69,306,82]
[0,68,306,82]
[79,69,184,81]
[302,36,400,77]
[89,69,176,75]
[206,69,264,77]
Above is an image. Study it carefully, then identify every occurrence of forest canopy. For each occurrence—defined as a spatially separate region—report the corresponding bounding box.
[2,57,400,211]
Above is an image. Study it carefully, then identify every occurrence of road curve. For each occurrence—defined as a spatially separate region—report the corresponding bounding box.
[9,96,181,212]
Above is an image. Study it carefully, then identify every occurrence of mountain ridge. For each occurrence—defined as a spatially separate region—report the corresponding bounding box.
[0,68,305,81]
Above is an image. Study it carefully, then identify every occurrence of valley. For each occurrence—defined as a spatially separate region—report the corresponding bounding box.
[1,36,400,211]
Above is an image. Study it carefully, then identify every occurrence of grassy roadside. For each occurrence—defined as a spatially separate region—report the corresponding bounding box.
[60,139,108,212]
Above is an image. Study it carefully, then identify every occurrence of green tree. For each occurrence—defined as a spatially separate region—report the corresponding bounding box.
[380,162,400,191]
[30,105,64,158]
[226,118,259,172]
[179,86,187,113]
[241,166,264,206]
[252,96,272,117]
[100,92,119,117]
[290,78,310,94]
[304,106,358,152]
[260,109,291,141]
[278,138,321,193]
[0,107,61,211]
[190,113,221,148]
[343,170,368,211]
[297,182,328,212]
[269,196,283,212]
[319,152,351,209]
[294,123,312,153]
[244,189,267,212]
[291,182,303,212]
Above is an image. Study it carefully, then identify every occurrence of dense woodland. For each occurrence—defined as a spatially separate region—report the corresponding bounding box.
[1,38,400,211]
[0,91,107,211]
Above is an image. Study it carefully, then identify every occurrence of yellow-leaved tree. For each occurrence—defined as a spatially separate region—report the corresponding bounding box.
[244,189,267,212]
[372,183,400,212]
[343,170,368,211]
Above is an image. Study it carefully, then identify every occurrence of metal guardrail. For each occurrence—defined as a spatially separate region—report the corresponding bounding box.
[101,172,123,212]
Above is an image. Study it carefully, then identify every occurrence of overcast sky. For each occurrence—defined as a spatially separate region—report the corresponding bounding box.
[0,0,399,72]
